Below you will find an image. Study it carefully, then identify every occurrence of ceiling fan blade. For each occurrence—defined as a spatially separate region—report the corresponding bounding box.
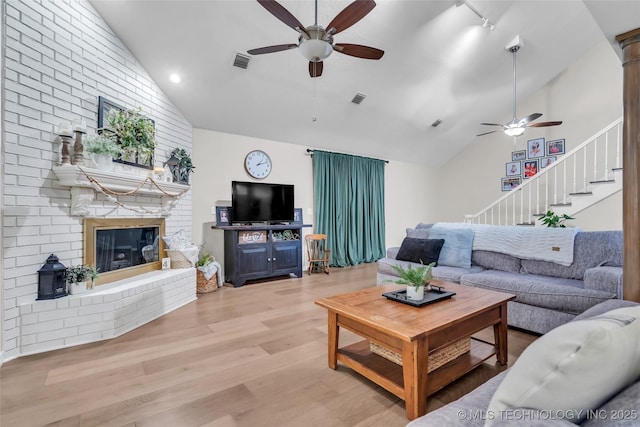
[256,0,310,37]
[309,61,323,78]
[518,113,543,125]
[480,123,506,127]
[477,130,498,136]
[333,43,384,59]
[247,44,298,55]
[326,0,376,35]
[527,121,563,128]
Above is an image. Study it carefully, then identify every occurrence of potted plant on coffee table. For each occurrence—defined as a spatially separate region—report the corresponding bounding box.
[66,264,99,295]
[391,261,435,301]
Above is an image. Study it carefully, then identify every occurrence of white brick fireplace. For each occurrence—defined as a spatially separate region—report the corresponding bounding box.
[2,0,195,362]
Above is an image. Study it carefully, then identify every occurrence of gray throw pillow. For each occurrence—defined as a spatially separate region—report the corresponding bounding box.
[406,228,430,239]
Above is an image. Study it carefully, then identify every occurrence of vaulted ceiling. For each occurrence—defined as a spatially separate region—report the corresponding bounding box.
[89,0,639,167]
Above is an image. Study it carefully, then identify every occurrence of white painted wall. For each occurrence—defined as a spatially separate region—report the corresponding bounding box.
[191,128,439,266]
[433,39,623,230]
[1,0,192,361]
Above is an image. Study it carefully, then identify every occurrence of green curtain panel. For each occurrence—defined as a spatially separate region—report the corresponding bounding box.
[313,150,386,267]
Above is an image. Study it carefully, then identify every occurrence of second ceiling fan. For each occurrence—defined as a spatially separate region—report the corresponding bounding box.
[478,37,562,137]
[247,0,384,78]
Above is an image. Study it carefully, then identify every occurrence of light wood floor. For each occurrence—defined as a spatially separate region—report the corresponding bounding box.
[1,263,537,427]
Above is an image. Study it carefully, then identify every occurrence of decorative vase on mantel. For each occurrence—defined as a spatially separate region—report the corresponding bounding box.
[92,153,114,171]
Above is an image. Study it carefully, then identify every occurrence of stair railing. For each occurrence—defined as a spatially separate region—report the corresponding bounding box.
[465,117,623,226]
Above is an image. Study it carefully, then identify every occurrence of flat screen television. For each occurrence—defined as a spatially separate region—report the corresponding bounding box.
[231,181,294,224]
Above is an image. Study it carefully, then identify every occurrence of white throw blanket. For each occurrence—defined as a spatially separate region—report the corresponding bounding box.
[433,223,580,266]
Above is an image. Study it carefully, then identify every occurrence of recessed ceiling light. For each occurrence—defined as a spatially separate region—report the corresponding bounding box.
[169,73,182,84]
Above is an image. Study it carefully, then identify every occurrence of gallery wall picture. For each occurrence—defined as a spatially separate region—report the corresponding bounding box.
[527,137,545,159]
[512,150,526,161]
[501,176,521,191]
[547,139,566,155]
[540,156,557,168]
[523,160,539,178]
[506,161,521,176]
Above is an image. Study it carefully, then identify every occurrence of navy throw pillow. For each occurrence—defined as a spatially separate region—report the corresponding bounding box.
[396,238,445,265]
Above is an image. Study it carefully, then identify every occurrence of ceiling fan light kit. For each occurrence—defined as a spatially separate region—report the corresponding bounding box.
[504,125,526,137]
[248,0,384,78]
[478,35,563,138]
[299,38,333,62]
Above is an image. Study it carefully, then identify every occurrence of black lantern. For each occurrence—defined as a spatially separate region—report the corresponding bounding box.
[163,153,180,183]
[37,254,68,300]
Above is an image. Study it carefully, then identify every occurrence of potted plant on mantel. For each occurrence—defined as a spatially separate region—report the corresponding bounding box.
[84,133,122,171]
[105,106,155,168]
[66,264,99,295]
[391,261,436,301]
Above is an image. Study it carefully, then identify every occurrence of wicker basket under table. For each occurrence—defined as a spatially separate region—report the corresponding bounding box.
[196,269,218,293]
[370,338,470,373]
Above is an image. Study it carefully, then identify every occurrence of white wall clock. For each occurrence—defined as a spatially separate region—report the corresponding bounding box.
[244,150,272,179]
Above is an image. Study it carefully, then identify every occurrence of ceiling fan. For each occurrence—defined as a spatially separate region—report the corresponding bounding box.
[247,0,384,78]
[478,38,562,137]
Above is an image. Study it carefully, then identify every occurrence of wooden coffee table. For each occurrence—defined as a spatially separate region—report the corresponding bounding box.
[314,281,516,420]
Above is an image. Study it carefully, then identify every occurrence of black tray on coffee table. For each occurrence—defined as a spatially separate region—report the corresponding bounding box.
[382,285,456,307]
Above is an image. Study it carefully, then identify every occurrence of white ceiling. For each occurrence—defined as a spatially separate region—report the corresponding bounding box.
[89,0,639,167]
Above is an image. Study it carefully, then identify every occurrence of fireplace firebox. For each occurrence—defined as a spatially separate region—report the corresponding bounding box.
[84,218,166,285]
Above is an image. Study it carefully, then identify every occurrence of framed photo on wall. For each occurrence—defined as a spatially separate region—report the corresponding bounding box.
[506,161,521,176]
[512,150,526,161]
[216,206,231,225]
[527,137,545,159]
[501,176,521,191]
[540,156,557,168]
[523,160,539,178]
[547,139,566,156]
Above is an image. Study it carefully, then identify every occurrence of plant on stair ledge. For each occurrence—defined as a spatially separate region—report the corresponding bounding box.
[539,210,575,228]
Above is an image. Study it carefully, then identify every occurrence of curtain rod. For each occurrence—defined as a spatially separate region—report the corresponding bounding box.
[306,149,389,164]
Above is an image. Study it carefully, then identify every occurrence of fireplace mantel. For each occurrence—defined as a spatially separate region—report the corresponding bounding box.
[53,165,189,216]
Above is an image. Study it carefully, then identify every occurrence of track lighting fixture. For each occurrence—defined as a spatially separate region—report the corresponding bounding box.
[456,0,496,31]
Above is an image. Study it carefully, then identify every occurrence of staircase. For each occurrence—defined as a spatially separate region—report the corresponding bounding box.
[465,117,623,226]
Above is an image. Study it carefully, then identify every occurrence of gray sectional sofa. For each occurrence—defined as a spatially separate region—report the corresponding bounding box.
[377,224,623,334]
[406,299,640,427]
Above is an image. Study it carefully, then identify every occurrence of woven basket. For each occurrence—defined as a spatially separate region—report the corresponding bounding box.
[370,338,470,373]
[196,269,218,293]
[165,249,192,269]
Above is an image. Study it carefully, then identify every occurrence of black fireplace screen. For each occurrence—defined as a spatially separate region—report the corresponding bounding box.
[95,227,159,274]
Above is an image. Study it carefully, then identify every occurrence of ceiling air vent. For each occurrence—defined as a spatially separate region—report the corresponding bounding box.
[233,53,251,69]
[351,93,366,104]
